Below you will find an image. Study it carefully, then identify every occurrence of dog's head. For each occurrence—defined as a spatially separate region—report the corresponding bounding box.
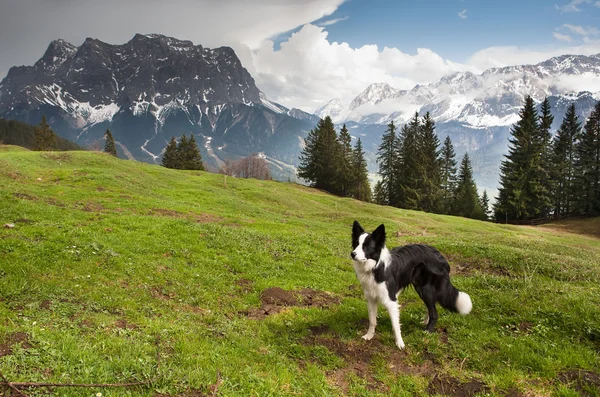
[351,221,386,269]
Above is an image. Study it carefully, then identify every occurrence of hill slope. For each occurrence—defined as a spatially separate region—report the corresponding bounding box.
[0,147,599,396]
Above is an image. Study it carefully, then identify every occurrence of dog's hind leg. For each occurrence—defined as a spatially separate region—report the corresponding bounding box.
[362,298,377,340]
[421,285,438,332]
[383,299,405,349]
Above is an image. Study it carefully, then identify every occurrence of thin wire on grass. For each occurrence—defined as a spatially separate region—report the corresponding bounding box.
[0,370,30,397]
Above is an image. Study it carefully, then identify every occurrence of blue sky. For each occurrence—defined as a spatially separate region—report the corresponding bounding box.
[275,0,600,61]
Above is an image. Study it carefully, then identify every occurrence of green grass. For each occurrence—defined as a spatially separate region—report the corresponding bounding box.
[0,145,599,396]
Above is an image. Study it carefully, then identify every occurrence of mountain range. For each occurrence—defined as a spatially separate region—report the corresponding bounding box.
[1,34,599,192]
[315,54,600,191]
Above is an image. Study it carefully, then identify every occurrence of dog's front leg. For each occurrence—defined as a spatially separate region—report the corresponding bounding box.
[384,300,405,349]
[362,298,377,340]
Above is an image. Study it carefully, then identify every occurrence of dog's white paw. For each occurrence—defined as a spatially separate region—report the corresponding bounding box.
[361,332,374,341]
[396,339,405,349]
[423,314,429,325]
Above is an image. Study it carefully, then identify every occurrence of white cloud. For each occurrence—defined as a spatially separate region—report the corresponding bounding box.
[552,72,600,93]
[458,9,468,19]
[318,16,349,26]
[0,0,346,79]
[467,42,600,71]
[241,24,475,112]
[555,0,591,12]
[562,24,600,36]
[553,32,574,42]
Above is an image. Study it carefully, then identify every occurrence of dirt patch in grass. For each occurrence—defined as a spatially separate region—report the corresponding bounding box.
[537,217,600,239]
[310,336,387,393]
[245,287,340,319]
[149,208,222,224]
[45,197,66,208]
[114,318,137,330]
[40,299,52,310]
[13,218,34,224]
[446,254,511,277]
[81,202,105,212]
[305,331,434,394]
[0,332,32,357]
[152,208,186,217]
[427,374,489,397]
[42,153,72,162]
[235,278,254,292]
[395,229,437,238]
[503,387,526,397]
[150,286,177,301]
[12,192,38,201]
[558,370,600,396]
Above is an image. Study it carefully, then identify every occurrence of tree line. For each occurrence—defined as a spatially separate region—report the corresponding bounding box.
[494,97,600,221]
[160,135,273,180]
[0,116,82,151]
[373,112,488,220]
[297,116,372,202]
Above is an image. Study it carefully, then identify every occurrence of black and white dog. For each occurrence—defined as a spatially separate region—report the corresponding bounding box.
[351,221,472,349]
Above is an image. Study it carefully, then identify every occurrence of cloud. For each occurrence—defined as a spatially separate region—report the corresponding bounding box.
[458,9,468,19]
[241,24,475,112]
[555,0,591,12]
[0,0,345,79]
[562,24,600,36]
[317,16,349,26]
[553,32,574,42]
[596,1,600,6]
[467,41,600,71]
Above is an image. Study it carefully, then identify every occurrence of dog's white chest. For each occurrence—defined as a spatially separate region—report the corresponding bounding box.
[353,263,387,302]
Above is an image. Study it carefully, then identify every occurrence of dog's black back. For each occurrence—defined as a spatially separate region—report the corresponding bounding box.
[373,244,459,310]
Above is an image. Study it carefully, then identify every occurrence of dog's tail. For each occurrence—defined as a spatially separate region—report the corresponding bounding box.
[438,280,473,315]
[455,291,473,315]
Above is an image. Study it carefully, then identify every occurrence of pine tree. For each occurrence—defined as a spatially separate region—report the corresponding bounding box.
[574,101,600,215]
[351,138,372,202]
[440,136,458,214]
[494,96,540,221]
[418,112,442,213]
[536,97,555,217]
[103,129,117,157]
[376,121,398,205]
[177,134,204,170]
[397,113,421,210]
[453,153,483,219]
[162,136,179,169]
[373,181,386,205]
[338,124,354,197]
[298,128,319,184]
[33,116,57,151]
[297,116,342,194]
[552,103,582,218]
[480,190,490,220]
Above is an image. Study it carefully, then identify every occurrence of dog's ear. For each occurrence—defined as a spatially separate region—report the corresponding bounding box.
[372,224,386,248]
[352,221,364,247]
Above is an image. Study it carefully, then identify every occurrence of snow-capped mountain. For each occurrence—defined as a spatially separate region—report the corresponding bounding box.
[314,99,347,124]
[319,54,600,192]
[0,34,314,179]
[344,54,600,127]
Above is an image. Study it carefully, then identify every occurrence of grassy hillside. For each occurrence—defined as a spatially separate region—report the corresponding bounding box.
[0,145,599,396]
